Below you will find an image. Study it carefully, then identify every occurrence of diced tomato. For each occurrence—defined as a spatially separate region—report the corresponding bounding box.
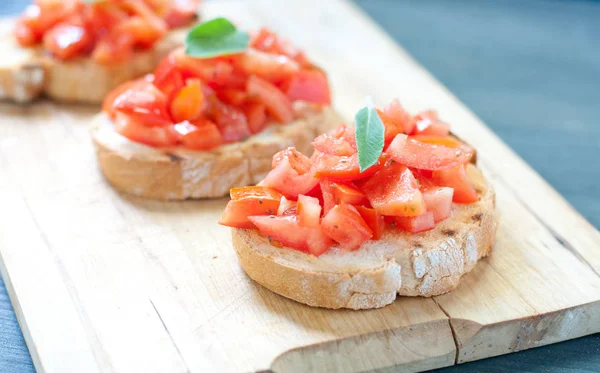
[282,69,331,105]
[413,110,450,137]
[174,119,223,151]
[263,148,318,198]
[236,48,300,81]
[319,180,336,215]
[248,215,331,255]
[314,152,384,181]
[422,187,454,222]
[153,54,185,100]
[321,204,373,251]
[43,23,93,60]
[114,113,178,147]
[387,134,474,171]
[217,88,247,106]
[432,165,479,203]
[277,196,297,216]
[118,15,164,49]
[163,0,199,28]
[111,80,172,127]
[297,194,321,227]
[219,186,282,228]
[246,76,294,124]
[312,125,356,156]
[330,182,368,206]
[388,211,435,233]
[92,30,134,64]
[169,79,204,123]
[209,101,251,143]
[360,161,426,217]
[103,78,147,116]
[355,206,385,240]
[250,27,310,66]
[241,102,267,134]
[377,99,415,145]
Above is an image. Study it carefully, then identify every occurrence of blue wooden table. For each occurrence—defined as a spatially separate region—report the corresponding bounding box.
[1,0,599,372]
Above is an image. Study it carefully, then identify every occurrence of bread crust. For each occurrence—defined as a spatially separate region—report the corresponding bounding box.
[91,106,343,200]
[0,26,189,104]
[232,164,498,309]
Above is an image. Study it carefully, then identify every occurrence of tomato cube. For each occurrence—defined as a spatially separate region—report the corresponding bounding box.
[322,204,373,251]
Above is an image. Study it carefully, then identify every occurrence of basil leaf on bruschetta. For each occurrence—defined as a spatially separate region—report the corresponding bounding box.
[185,17,250,58]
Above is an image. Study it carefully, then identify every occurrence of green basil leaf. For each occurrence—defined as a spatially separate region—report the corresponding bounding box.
[354,104,385,172]
[185,17,249,58]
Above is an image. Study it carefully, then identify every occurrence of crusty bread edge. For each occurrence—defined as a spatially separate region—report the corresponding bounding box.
[90,106,344,200]
[231,165,498,310]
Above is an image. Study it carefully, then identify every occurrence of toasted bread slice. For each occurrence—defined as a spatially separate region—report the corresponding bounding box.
[232,164,498,309]
[91,105,343,200]
[0,27,189,104]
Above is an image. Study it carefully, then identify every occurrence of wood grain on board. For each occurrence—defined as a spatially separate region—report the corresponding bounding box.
[0,1,599,373]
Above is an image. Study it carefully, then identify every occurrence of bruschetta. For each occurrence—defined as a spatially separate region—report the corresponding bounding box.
[0,0,200,103]
[220,99,498,309]
[91,20,341,200]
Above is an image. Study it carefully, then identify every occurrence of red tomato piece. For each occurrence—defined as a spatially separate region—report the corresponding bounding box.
[216,88,247,106]
[241,102,267,134]
[249,27,310,66]
[355,206,385,240]
[312,125,356,156]
[422,187,454,222]
[163,0,200,28]
[297,194,321,228]
[263,147,318,198]
[277,196,297,216]
[432,165,478,203]
[246,76,294,124]
[330,182,368,206]
[92,30,134,64]
[174,119,223,151]
[111,80,172,127]
[321,204,373,251]
[249,215,308,251]
[377,99,415,144]
[388,211,435,233]
[43,23,93,60]
[114,113,178,147]
[314,152,384,181]
[152,53,185,100]
[282,69,331,105]
[236,48,300,81]
[219,186,282,228]
[413,110,450,137]
[209,101,251,143]
[319,180,336,215]
[360,161,426,217]
[170,78,204,123]
[387,134,474,171]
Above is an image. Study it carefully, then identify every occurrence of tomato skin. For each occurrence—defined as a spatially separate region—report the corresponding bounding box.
[297,194,321,227]
[114,113,179,147]
[387,134,473,171]
[360,161,426,217]
[432,165,478,203]
[263,148,318,198]
[422,187,454,222]
[312,125,356,156]
[219,186,282,228]
[174,119,223,151]
[246,76,294,124]
[388,211,435,233]
[169,79,204,123]
[282,69,331,105]
[241,102,267,134]
[330,182,368,206]
[314,152,385,181]
[355,206,385,240]
[321,204,373,251]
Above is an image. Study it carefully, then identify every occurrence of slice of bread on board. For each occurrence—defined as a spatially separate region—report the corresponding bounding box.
[232,163,498,309]
[0,27,189,104]
[91,105,343,200]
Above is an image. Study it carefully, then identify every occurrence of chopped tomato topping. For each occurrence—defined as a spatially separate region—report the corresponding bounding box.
[297,195,321,228]
[241,102,267,134]
[174,119,223,151]
[314,152,385,181]
[277,196,297,216]
[330,182,368,206]
[388,211,435,233]
[114,113,179,147]
[219,186,282,228]
[15,0,200,64]
[282,69,331,105]
[360,161,426,217]
[246,76,294,124]
[319,180,336,215]
[170,79,204,123]
[422,187,454,222]
[432,165,479,203]
[387,134,474,171]
[321,204,373,251]
[355,206,385,240]
[312,125,356,156]
[413,110,450,137]
[263,148,318,198]
[378,99,415,145]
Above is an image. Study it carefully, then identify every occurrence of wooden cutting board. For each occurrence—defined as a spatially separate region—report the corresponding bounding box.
[1,1,599,372]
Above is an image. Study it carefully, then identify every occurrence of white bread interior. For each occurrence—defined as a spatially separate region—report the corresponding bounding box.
[232,164,498,309]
